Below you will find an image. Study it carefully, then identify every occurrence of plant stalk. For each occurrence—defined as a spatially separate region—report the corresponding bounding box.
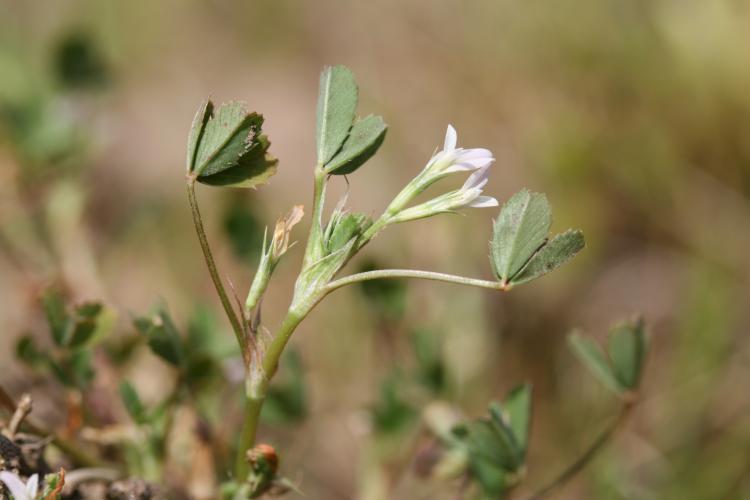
[301,167,327,269]
[325,269,510,294]
[186,180,247,355]
[235,309,307,480]
[519,403,634,500]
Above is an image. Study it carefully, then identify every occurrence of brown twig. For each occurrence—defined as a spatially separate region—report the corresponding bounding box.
[7,393,32,437]
[0,384,108,469]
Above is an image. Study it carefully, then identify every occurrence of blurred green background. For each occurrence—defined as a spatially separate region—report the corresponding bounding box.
[1,1,749,499]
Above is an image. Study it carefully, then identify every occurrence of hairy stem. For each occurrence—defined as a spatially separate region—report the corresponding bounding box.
[325,269,510,294]
[235,166,328,480]
[235,310,307,480]
[519,403,634,500]
[302,167,327,269]
[235,395,264,479]
[187,180,246,355]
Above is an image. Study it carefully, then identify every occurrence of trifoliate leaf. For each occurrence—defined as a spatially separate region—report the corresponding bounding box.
[568,332,624,395]
[187,100,278,189]
[491,190,551,284]
[186,99,213,172]
[454,420,516,472]
[316,65,358,165]
[500,384,532,459]
[192,102,259,176]
[67,302,103,348]
[134,310,183,367]
[15,335,48,367]
[608,319,647,390]
[197,134,277,188]
[324,115,387,175]
[471,457,508,497]
[119,381,147,424]
[68,320,97,349]
[510,229,585,286]
[41,287,69,347]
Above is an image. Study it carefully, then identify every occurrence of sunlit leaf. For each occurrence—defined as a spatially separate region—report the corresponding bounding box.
[511,230,585,286]
[187,100,278,189]
[316,65,358,166]
[324,115,387,175]
[490,190,551,284]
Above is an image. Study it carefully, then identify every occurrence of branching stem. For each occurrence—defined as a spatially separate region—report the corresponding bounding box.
[0,384,106,469]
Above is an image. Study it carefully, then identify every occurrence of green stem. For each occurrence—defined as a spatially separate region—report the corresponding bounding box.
[235,395,264,480]
[302,167,327,269]
[519,404,633,500]
[325,269,510,294]
[235,166,327,481]
[186,180,246,355]
[235,310,307,480]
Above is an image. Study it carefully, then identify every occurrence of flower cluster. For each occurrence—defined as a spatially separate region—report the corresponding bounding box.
[385,125,497,221]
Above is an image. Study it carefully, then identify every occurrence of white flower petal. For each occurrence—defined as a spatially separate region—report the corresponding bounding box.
[445,163,479,173]
[443,124,457,151]
[462,166,490,190]
[451,158,494,170]
[469,196,499,208]
[0,472,31,500]
[25,474,38,498]
[458,148,493,160]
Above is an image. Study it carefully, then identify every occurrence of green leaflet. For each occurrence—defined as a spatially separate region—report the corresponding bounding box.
[316,65,358,166]
[498,383,533,459]
[197,134,277,188]
[134,310,184,367]
[324,115,387,175]
[119,380,147,425]
[471,455,509,497]
[187,100,277,189]
[457,419,520,472]
[41,287,68,346]
[608,319,647,390]
[568,332,624,395]
[186,98,212,172]
[491,190,551,283]
[511,230,585,286]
